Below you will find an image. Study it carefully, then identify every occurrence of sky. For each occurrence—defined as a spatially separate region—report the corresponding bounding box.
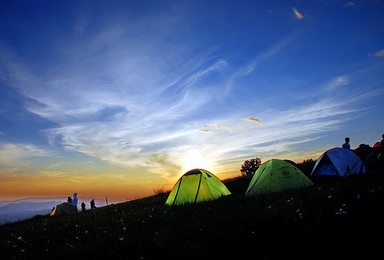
[0,0,383,201]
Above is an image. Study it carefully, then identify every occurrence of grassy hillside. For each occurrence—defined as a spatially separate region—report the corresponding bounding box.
[1,172,384,259]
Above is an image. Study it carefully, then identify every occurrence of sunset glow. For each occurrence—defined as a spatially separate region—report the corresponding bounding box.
[0,1,383,201]
[181,150,215,176]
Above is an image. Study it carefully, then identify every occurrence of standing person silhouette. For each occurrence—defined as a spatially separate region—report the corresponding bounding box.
[90,199,96,209]
[81,202,86,212]
[72,193,78,214]
[379,134,384,162]
[342,137,350,150]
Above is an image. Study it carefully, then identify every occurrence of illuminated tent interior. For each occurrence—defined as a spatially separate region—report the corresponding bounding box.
[165,169,231,206]
[245,159,313,196]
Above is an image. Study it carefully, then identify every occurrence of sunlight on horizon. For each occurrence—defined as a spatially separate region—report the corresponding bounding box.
[180,150,216,176]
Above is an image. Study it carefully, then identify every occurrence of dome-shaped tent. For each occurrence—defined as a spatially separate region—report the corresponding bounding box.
[311,147,366,177]
[50,202,79,216]
[245,159,313,196]
[165,169,231,206]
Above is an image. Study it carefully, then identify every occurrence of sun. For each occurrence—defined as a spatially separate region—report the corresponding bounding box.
[180,150,214,175]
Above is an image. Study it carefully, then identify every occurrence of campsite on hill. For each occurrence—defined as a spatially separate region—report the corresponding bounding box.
[0,157,383,259]
[1,1,383,259]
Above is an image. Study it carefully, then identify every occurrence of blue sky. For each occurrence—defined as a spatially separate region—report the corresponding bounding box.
[0,0,383,200]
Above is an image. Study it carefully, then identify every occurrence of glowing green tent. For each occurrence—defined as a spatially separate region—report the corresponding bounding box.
[245,159,313,196]
[50,202,79,216]
[165,169,231,206]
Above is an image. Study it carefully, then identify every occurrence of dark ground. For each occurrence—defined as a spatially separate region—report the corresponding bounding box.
[0,166,383,259]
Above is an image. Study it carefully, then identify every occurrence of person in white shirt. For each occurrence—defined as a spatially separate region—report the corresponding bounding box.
[72,193,78,214]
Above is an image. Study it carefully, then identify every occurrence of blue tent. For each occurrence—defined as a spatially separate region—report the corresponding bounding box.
[311,147,366,177]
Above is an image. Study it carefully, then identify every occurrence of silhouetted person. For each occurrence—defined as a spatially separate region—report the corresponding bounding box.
[67,196,72,203]
[90,199,96,209]
[72,193,78,214]
[342,137,350,150]
[379,134,384,163]
[81,202,86,212]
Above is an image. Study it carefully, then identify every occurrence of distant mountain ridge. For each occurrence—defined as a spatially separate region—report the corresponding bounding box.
[0,197,127,225]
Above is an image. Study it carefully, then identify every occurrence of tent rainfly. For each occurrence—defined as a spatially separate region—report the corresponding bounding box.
[165,169,231,206]
[50,202,79,216]
[311,147,366,177]
[245,159,313,196]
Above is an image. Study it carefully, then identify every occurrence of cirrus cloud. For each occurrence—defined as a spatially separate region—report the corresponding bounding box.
[293,7,304,19]
[369,49,384,58]
[243,117,263,124]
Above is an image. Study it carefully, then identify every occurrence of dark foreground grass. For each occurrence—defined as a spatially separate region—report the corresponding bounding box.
[1,174,384,260]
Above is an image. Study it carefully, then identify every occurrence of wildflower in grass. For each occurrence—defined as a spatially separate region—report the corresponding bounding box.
[119,237,124,241]
[335,206,347,215]
[123,227,127,231]
[328,195,332,199]
[356,193,361,199]
[287,197,294,202]
[267,205,272,209]
[18,236,23,241]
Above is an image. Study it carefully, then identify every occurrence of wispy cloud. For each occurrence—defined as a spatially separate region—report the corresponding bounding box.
[343,2,356,7]
[0,143,55,171]
[207,124,234,133]
[293,7,304,19]
[1,41,374,181]
[225,38,292,93]
[0,3,378,184]
[369,49,384,58]
[243,117,263,124]
[196,129,212,134]
[324,75,350,91]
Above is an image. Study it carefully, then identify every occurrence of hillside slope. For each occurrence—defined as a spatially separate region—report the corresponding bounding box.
[0,174,383,259]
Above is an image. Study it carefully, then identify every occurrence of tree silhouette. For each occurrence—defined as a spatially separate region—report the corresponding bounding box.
[240,157,261,176]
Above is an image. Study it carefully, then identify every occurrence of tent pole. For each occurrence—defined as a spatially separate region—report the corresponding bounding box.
[194,173,203,203]
[172,178,183,206]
